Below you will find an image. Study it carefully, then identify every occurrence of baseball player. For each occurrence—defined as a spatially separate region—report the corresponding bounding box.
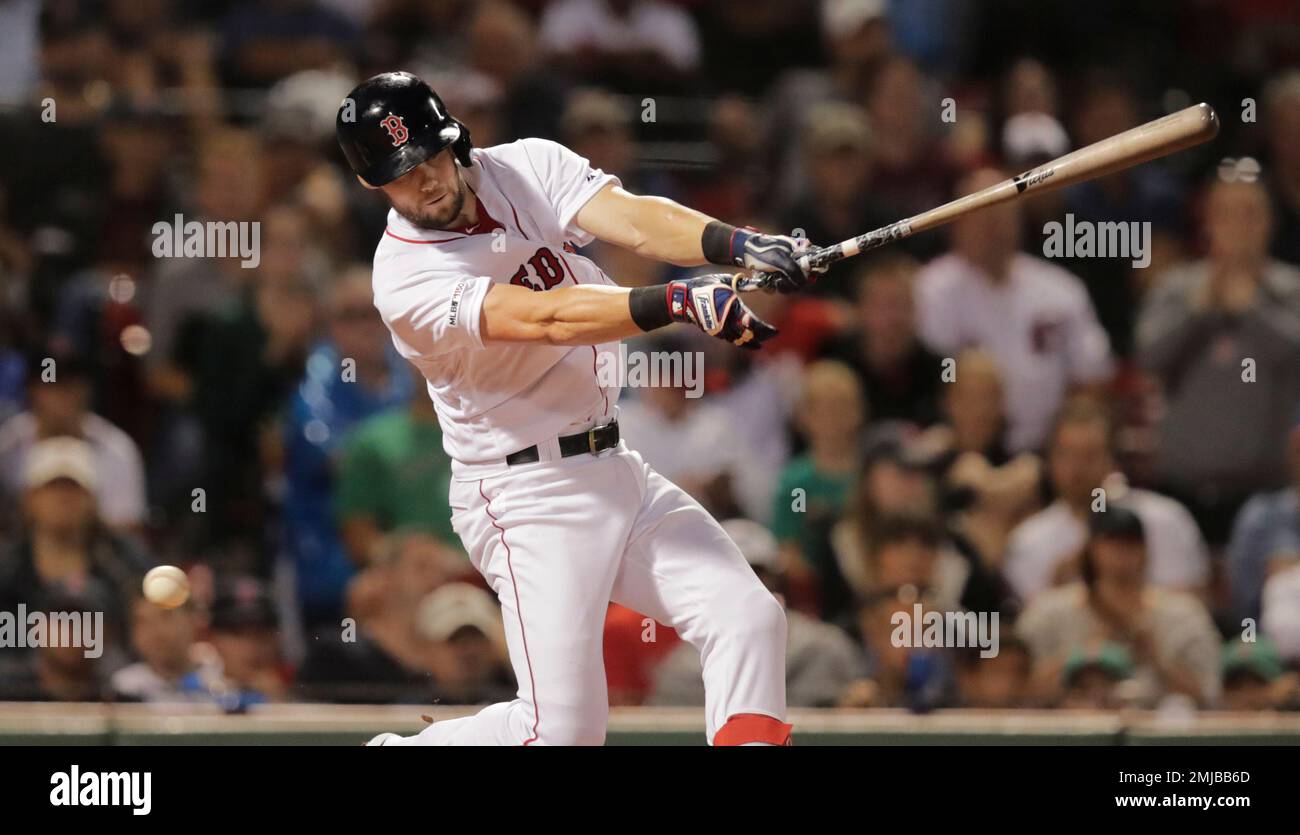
[338,72,818,745]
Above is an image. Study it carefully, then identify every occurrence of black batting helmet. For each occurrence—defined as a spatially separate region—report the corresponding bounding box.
[336,72,472,187]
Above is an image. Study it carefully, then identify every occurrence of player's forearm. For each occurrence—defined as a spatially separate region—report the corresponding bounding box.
[481,283,647,346]
[615,194,713,266]
[576,185,713,266]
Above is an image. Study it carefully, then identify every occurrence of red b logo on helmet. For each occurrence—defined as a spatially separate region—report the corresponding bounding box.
[380,113,409,147]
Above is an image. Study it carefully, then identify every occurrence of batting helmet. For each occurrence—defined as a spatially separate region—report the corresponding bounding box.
[336,72,472,187]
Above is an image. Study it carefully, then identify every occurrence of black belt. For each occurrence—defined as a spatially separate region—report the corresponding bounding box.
[505,421,620,466]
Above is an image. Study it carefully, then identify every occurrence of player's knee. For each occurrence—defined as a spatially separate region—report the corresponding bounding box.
[713,586,786,652]
[747,589,787,648]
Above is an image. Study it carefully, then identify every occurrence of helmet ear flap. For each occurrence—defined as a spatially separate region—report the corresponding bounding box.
[451,120,473,167]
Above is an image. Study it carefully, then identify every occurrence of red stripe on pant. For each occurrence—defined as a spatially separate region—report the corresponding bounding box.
[480,480,540,745]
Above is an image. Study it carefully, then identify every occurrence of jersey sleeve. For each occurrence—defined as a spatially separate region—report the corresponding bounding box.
[374,269,492,360]
[518,137,620,246]
[1063,284,1115,383]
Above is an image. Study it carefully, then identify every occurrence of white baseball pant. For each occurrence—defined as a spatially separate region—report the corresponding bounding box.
[385,441,789,745]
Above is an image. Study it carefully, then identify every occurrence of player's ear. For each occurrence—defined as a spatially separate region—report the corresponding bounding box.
[357,174,380,191]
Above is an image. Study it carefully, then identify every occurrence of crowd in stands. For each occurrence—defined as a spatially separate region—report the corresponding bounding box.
[1,0,1298,713]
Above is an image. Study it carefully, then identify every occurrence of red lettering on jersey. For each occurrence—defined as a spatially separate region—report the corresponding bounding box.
[510,247,567,291]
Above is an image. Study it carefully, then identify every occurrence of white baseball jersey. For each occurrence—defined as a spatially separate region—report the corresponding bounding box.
[371,138,623,467]
[364,138,791,746]
[915,252,1114,452]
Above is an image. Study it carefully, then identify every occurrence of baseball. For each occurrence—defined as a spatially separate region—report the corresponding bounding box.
[142,565,190,609]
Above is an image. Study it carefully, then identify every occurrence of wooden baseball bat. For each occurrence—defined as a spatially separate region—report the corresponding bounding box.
[741,102,1219,290]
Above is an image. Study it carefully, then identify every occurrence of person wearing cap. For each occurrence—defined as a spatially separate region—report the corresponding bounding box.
[1005,400,1208,604]
[649,519,864,709]
[416,582,516,705]
[206,576,288,707]
[297,532,468,703]
[764,0,892,207]
[0,348,146,532]
[0,437,151,644]
[1016,502,1222,708]
[777,101,898,296]
[1219,635,1299,711]
[1057,642,1136,710]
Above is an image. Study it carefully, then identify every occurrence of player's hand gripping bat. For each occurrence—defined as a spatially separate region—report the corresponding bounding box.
[739,102,1220,292]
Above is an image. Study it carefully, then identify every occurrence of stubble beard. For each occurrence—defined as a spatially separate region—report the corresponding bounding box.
[398,169,468,231]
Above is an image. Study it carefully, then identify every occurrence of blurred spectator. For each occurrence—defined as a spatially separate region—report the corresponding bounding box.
[650,518,864,708]
[206,577,288,708]
[1062,71,1188,355]
[336,384,459,569]
[1219,636,1299,712]
[825,440,949,621]
[562,90,672,286]
[143,128,266,397]
[283,267,415,625]
[0,351,147,532]
[218,0,361,89]
[863,56,960,228]
[618,336,763,520]
[539,0,701,88]
[770,360,865,615]
[1136,178,1300,543]
[838,587,957,710]
[1057,642,1135,710]
[297,532,466,703]
[0,0,40,106]
[931,351,1041,601]
[765,0,892,205]
[468,0,569,141]
[1016,504,1221,708]
[0,438,151,636]
[1263,71,1300,267]
[916,167,1115,453]
[1004,400,1209,603]
[954,639,1032,709]
[819,256,944,425]
[1261,559,1300,666]
[110,596,225,703]
[184,218,320,571]
[1227,421,1300,624]
[0,585,120,702]
[415,582,516,705]
[848,511,969,613]
[778,102,897,293]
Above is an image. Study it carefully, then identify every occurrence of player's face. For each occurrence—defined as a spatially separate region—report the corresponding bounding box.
[381,148,467,230]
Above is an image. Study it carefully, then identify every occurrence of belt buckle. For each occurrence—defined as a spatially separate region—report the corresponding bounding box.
[588,427,599,455]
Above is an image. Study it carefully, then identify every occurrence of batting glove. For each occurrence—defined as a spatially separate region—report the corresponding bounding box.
[668,274,778,350]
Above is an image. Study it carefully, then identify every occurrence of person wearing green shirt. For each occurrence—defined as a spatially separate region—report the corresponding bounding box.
[336,393,461,567]
[770,361,865,618]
